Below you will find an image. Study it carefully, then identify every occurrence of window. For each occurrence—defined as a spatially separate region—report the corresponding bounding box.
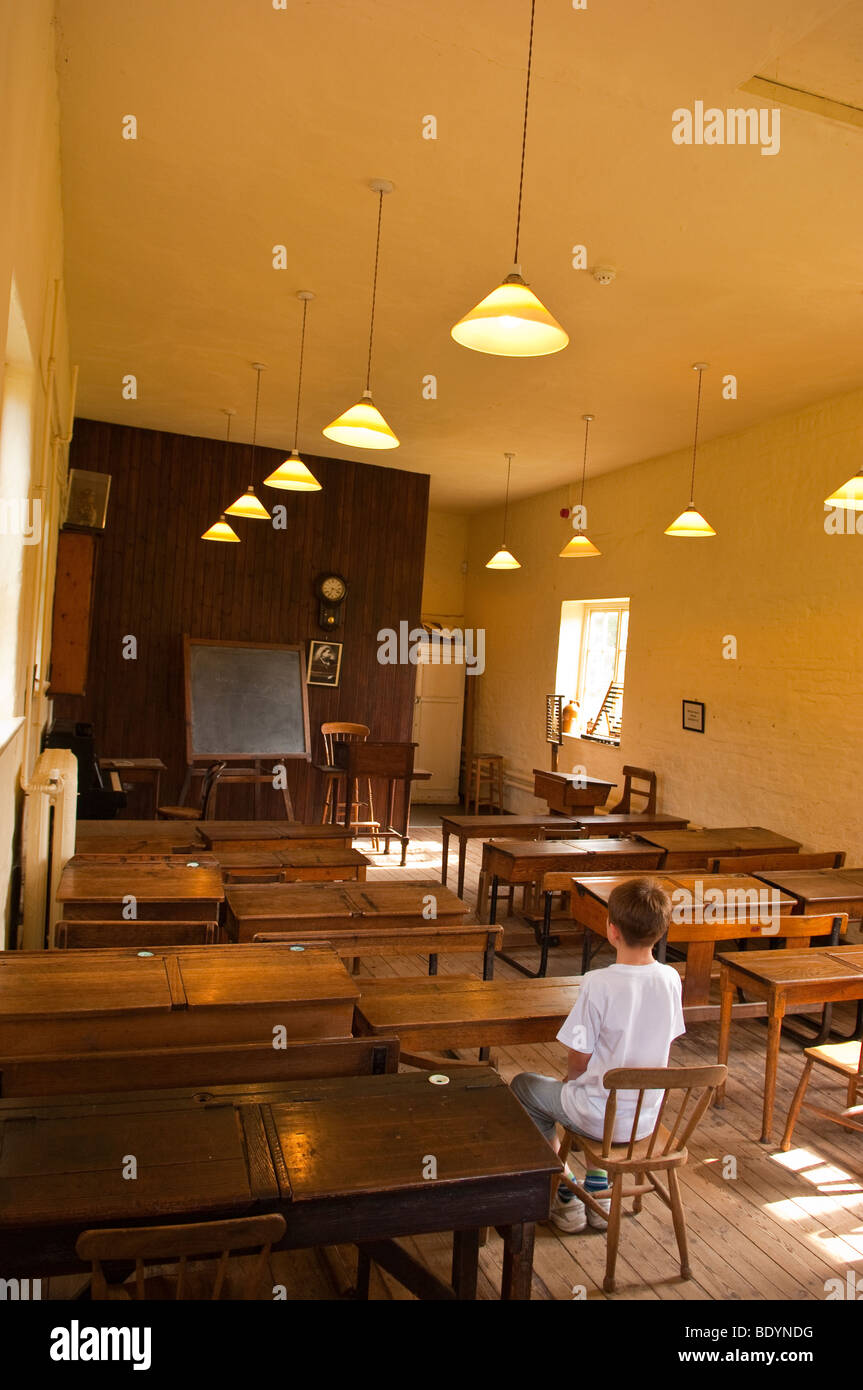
[555,598,629,745]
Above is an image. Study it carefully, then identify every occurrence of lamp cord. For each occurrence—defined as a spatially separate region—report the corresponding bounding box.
[365,191,384,392]
[513,0,536,266]
[294,298,308,451]
[578,416,591,509]
[689,366,704,505]
[503,452,514,540]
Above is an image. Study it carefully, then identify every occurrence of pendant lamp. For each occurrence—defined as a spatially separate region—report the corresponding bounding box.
[824,468,863,511]
[201,410,241,542]
[225,365,271,519]
[559,415,600,557]
[265,291,322,491]
[665,364,716,537]
[323,180,399,449]
[486,453,522,569]
[451,0,568,357]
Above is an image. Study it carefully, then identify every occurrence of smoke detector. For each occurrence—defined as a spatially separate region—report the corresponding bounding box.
[592,266,616,285]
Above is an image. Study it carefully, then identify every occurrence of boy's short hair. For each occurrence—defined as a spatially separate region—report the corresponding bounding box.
[607,877,670,947]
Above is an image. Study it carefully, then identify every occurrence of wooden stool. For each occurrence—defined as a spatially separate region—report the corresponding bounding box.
[468,755,504,815]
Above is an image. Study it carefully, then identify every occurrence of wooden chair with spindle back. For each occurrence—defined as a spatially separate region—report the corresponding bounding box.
[157,761,226,821]
[320,722,380,850]
[556,1063,726,1293]
[606,766,657,816]
[75,1214,286,1300]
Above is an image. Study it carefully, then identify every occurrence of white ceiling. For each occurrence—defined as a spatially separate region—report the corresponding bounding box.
[54,0,863,509]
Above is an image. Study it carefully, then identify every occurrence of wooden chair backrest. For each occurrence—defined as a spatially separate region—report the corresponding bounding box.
[709,851,846,873]
[76,1213,286,1300]
[609,766,657,816]
[0,1035,400,1098]
[55,920,218,950]
[321,723,369,765]
[200,761,227,819]
[600,1064,727,1164]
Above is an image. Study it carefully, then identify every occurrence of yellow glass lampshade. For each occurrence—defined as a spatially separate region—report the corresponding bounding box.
[264,450,322,491]
[225,486,270,520]
[486,545,521,570]
[322,390,399,450]
[559,533,601,558]
[451,268,569,357]
[825,470,863,510]
[201,514,240,543]
[664,506,716,537]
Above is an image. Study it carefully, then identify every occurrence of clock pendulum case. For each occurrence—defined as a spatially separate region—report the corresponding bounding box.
[315,573,348,629]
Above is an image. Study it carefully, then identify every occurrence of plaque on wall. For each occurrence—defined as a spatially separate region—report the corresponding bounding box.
[64,469,111,531]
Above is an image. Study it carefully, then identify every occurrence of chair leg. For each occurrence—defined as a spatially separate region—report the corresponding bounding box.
[667,1166,691,1280]
[632,1172,645,1214]
[321,781,332,826]
[780,1057,814,1152]
[602,1176,625,1294]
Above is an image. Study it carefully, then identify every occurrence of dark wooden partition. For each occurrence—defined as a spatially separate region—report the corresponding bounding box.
[53,419,429,821]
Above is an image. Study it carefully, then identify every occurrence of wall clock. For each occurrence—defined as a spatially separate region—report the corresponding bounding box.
[315,572,348,630]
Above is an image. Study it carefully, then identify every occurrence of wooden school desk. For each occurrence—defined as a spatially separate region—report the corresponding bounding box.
[333,740,432,865]
[716,940,862,1143]
[0,1070,560,1299]
[216,846,371,884]
[439,813,587,896]
[532,768,616,815]
[56,862,224,922]
[195,821,354,852]
[354,974,582,1055]
[752,867,863,919]
[570,811,690,836]
[228,880,501,978]
[571,873,799,1018]
[0,943,358,1060]
[636,826,802,869]
[98,757,167,817]
[480,838,663,925]
[74,819,202,854]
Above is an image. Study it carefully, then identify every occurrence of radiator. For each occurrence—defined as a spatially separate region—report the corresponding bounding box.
[20,748,77,950]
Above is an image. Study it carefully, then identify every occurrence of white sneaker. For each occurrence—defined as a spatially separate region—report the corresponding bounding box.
[586,1191,612,1229]
[550,1192,587,1234]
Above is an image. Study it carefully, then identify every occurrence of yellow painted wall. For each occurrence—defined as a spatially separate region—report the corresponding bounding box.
[422,509,467,623]
[464,386,863,860]
[0,0,72,944]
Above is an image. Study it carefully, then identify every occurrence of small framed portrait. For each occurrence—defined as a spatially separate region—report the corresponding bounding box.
[682,699,705,733]
[307,639,343,687]
[64,469,111,531]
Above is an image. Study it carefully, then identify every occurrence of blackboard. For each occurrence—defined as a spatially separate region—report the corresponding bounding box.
[184,637,311,761]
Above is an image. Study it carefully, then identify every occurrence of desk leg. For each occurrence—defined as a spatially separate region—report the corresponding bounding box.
[489,875,500,927]
[498,1221,535,1301]
[151,771,162,818]
[483,932,496,981]
[537,892,552,978]
[355,1247,371,1300]
[441,829,450,887]
[762,994,785,1144]
[716,976,734,1108]
[384,780,396,856]
[451,1229,480,1300]
[458,839,467,899]
[581,926,593,975]
[428,953,438,976]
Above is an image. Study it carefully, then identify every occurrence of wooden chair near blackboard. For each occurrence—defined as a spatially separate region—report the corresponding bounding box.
[318,723,380,850]
[158,761,226,821]
[179,637,312,819]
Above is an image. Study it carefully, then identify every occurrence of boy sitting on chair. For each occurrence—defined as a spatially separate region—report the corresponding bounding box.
[511,877,684,1233]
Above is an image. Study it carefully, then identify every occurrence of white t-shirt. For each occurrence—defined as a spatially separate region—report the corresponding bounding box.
[556,962,685,1142]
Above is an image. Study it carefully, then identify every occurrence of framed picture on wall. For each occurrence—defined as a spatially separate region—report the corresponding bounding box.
[307,640,343,687]
[682,699,705,733]
[64,469,111,531]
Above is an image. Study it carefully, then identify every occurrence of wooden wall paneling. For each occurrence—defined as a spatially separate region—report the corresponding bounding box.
[54,420,429,826]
